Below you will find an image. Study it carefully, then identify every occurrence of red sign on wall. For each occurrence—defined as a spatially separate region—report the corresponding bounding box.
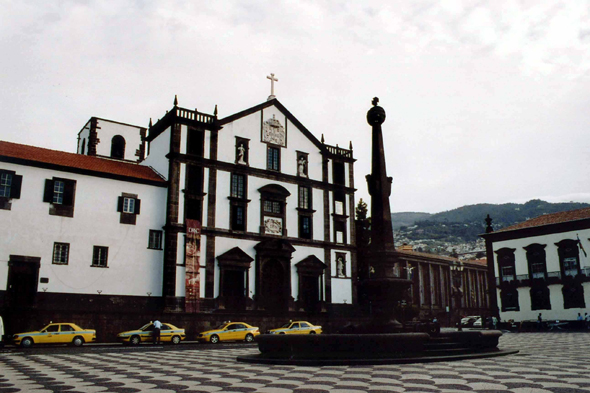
[185,219,201,313]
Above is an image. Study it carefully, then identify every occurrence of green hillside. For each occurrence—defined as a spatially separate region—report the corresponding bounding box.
[392,199,590,243]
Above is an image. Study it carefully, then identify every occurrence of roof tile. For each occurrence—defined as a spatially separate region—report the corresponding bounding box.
[497,207,590,232]
[0,140,165,184]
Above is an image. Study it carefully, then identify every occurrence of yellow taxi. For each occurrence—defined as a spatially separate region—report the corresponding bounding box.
[117,322,186,345]
[197,321,260,344]
[13,322,96,348]
[268,321,322,335]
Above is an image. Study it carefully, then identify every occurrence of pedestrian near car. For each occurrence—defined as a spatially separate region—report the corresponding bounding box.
[153,320,162,344]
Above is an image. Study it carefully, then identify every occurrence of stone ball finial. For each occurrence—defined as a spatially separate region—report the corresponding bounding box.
[367,97,386,126]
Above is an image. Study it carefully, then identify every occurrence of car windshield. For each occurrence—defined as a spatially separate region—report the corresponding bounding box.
[140,323,153,331]
[280,323,292,328]
[216,323,230,330]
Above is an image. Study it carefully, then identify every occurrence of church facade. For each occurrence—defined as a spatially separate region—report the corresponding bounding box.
[0,97,356,320]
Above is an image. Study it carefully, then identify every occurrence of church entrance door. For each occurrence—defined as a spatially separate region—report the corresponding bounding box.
[223,269,246,310]
[300,275,319,311]
[261,259,287,311]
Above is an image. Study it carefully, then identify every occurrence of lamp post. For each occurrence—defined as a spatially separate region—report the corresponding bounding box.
[450,261,464,331]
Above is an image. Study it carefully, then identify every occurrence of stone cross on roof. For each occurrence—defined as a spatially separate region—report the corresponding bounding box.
[267,73,278,101]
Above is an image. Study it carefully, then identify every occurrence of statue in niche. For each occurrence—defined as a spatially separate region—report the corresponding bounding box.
[237,143,247,165]
[298,156,307,177]
[337,256,345,277]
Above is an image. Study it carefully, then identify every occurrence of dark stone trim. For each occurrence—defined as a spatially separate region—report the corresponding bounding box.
[0,156,167,187]
[198,226,357,251]
[204,128,219,299]
[324,248,332,304]
[147,107,221,142]
[168,153,356,193]
[88,117,99,156]
[163,123,182,308]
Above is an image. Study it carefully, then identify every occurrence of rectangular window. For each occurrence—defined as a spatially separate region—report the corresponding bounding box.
[267,146,280,171]
[334,220,346,244]
[0,172,12,197]
[231,174,246,198]
[148,230,163,250]
[299,186,310,209]
[264,200,281,214]
[117,194,141,224]
[43,177,76,217]
[123,197,135,213]
[231,205,245,231]
[564,257,578,277]
[531,262,545,279]
[52,243,70,265]
[92,246,108,267]
[501,266,515,281]
[299,216,312,239]
[0,170,22,207]
[53,180,65,204]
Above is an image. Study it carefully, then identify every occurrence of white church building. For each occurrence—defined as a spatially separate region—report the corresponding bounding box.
[0,95,356,319]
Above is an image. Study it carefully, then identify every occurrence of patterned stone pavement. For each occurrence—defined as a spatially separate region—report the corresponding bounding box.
[1,332,590,392]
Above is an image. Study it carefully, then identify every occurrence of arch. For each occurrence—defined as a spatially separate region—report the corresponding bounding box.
[110,135,126,159]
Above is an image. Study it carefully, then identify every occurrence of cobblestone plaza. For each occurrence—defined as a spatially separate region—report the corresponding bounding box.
[1,332,589,392]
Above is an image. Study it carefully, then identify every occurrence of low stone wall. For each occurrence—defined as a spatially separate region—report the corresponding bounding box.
[257,333,430,359]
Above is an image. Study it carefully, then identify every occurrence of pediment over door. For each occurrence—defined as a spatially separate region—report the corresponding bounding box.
[217,247,254,269]
[296,255,327,276]
[254,238,296,258]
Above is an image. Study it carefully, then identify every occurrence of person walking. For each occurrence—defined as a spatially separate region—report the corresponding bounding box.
[153,320,162,344]
[537,313,543,331]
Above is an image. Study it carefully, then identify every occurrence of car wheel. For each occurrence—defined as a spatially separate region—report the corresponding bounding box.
[130,335,141,346]
[171,335,181,345]
[245,333,254,343]
[21,337,33,348]
[210,334,220,344]
[310,331,316,334]
[72,336,84,347]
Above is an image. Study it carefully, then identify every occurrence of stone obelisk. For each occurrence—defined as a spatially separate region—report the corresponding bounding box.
[360,97,412,332]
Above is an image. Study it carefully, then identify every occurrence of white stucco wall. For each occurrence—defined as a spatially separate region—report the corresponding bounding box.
[143,127,171,180]
[0,162,167,297]
[93,119,145,161]
[492,229,590,322]
[77,121,90,154]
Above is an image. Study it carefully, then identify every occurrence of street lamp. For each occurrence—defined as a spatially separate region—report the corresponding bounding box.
[450,261,464,331]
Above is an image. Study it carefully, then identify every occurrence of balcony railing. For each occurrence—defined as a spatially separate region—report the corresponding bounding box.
[324,144,353,158]
[175,107,215,124]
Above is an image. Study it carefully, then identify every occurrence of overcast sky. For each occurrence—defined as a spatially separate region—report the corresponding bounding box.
[2,0,590,215]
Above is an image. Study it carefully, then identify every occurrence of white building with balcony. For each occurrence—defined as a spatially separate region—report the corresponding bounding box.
[482,208,590,322]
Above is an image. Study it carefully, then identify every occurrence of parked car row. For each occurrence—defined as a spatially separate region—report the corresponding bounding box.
[9,320,322,348]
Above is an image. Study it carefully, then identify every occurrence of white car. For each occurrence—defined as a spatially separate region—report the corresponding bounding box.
[460,316,479,326]
[473,317,483,327]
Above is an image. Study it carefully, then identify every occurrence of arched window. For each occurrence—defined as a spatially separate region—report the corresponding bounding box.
[110,135,126,159]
